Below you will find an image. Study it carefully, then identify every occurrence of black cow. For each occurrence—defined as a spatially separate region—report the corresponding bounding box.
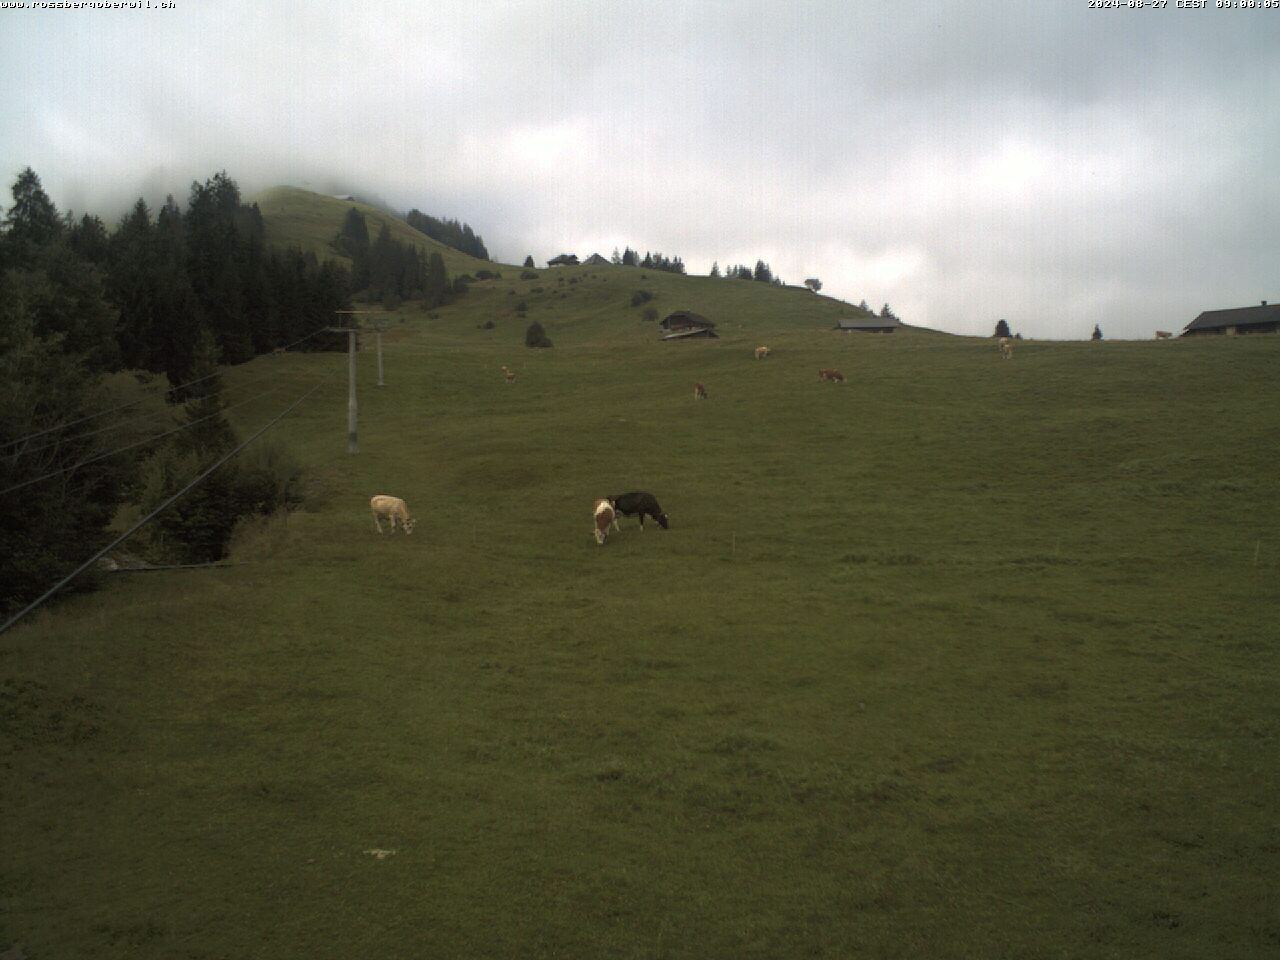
[607,491,669,530]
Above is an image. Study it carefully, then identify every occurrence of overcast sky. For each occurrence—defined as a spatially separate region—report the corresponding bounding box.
[2,0,1277,338]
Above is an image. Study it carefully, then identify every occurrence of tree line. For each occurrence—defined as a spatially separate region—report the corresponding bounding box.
[610,247,687,274]
[404,209,489,260]
[335,208,459,310]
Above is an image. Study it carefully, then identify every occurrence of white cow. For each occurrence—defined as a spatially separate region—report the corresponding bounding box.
[370,495,416,535]
[593,498,617,545]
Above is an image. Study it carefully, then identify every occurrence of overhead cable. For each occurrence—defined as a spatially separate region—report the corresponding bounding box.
[0,374,334,636]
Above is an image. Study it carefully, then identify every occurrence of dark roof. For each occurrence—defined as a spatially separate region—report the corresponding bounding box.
[548,254,579,266]
[660,311,715,329]
[582,253,609,265]
[661,328,719,341]
[1184,302,1280,332]
[834,318,899,330]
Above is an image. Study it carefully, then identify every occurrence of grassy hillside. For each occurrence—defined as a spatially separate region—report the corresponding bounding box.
[254,185,500,277]
[251,186,883,333]
[3,274,1279,958]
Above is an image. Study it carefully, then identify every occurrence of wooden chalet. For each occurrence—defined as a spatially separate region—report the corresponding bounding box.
[548,253,580,267]
[582,253,610,266]
[1182,302,1280,336]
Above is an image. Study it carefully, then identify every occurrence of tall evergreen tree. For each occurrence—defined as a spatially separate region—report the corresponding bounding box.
[3,167,63,251]
[423,252,449,309]
[67,213,110,265]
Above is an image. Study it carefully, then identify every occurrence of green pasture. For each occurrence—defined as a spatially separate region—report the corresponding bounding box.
[4,260,1279,958]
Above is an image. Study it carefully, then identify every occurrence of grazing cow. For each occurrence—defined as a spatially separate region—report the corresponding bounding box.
[1155,330,1172,340]
[694,382,708,400]
[608,491,669,531]
[998,337,1013,359]
[370,495,416,535]
[818,368,845,382]
[754,346,770,360]
[592,498,617,545]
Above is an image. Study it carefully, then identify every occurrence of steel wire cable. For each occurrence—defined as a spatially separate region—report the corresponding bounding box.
[0,372,337,636]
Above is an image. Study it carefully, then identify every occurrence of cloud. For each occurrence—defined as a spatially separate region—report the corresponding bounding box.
[1,0,1277,338]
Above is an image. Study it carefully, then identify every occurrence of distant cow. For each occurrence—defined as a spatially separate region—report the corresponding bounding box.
[818,368,845,382]
[998,337,1013,359]
[501,364,516,383]
[754,346,770,360]
[370,495,416,535]
[608,491,669,531]
[1155,330,1172,340]
[694,382,708,400]
[592,498,617,545]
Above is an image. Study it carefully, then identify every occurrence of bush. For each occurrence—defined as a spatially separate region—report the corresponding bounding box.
[630,289,653,307]
[520,270,539,280]
[126,440,308,564]
[475,269,502,281]
[233,441,307,516]
[515,300,528,315]
[642,307,658,322]
[480,320,495,329]
[525,321,553,348]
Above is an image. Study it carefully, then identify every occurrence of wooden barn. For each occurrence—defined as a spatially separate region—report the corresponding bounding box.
[835,317,900,334]
[547,253,580,267]
[582,253,610,266]
[1182,302,1280,336]
[660,311,716,332]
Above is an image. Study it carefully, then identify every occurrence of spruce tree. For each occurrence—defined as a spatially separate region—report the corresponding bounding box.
[3,167,63,250]
[424,252,449,309]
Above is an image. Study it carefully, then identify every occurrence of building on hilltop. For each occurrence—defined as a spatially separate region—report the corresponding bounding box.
[834,317,900,334]
[1182,301,1280,336]
[582,253,609,266]
[548,254,580,267]
[659,311,715,332]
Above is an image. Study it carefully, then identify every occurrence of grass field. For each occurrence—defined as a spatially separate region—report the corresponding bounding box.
[3,249,1279,958]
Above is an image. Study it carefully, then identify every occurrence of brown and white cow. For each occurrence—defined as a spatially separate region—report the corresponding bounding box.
[694,382,708,400]
[593,498,617,545]
[501,364,516,383]
[998,337,1013,359]
[754,346,771,360]
[818,368,845,382]
[1155,330,1172,340]
[370,495,416,535]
